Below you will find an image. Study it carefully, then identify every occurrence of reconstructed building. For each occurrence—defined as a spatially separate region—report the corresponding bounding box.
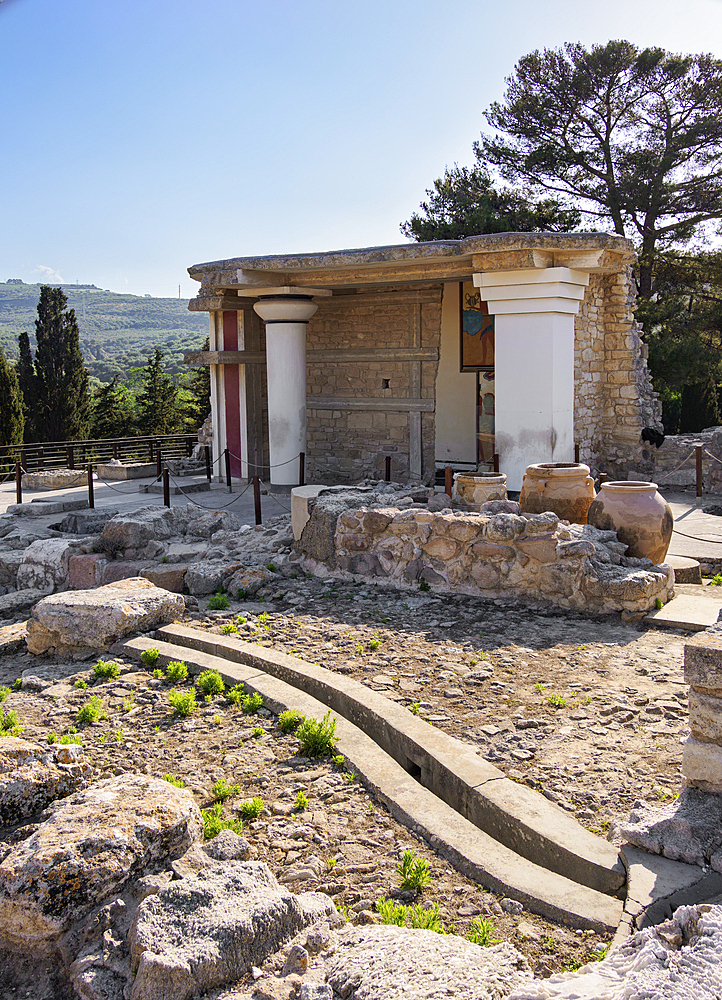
[186,232,660,492]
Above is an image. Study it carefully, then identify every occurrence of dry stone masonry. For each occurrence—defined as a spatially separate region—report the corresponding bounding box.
[298,492,673,614]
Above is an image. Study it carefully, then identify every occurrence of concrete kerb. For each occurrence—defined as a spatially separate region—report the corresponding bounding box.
[117,633,623,933]
[156,623,624,898]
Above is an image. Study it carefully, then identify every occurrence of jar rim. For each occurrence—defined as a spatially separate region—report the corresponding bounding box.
[600,480,658,491]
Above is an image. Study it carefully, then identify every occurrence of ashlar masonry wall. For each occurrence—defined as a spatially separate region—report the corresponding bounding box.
[305,286,442,484]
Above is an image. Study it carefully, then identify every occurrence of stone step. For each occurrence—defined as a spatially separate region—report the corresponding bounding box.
[140,481,211,496]
[666,554,702,585]
[117,632,623,933]
[645,592,722,631]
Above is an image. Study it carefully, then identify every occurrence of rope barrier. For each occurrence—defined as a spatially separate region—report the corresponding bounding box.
[164,470,254,511]
[704,449,722,467]
[672,527,722,544]
[227,451,301,471]
[656,449,696,483]
[258,480,291,511]
[93,470,161,496]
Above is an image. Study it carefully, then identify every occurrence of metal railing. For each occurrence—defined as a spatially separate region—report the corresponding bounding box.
[0,433,197,475]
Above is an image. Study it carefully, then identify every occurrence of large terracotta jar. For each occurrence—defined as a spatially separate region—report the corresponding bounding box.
[587,481,673,565]
[519,463,596,524]
[453,473,507,511]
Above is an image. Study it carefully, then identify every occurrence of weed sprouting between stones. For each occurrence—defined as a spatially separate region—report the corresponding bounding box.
[207,591,230,611]
[293,790,309,812]
[165,660,188,684]
[201,801,243,839]
[0,686,9,703]
[396,848,432,892]
[196,669,225,698]
[168,688,197,717]
[212,777,241,802]
[74,679,88,690]
[467,917,501,946]
[546,693,567,709]
[226,684,263,713]
[238,796,265,820]
[77,696,108,725]
[140,647,160,667]
[162,773,185,787]
[295,711,338,757]
[278,709,305,733]
[93,660,120,681]
[0,708,23,736]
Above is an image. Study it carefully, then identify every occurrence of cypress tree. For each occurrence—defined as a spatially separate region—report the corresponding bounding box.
[137,348,180,435]
[91,376,137,439]
[33,286,91,441]
[188,336,211,426]
[17,331,37,441]
[0,349,24,448]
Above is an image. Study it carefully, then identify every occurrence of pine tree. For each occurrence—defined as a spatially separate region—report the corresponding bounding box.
[0,349,24,448]
[33,286,91,441]
[17,331,37,441]
[91,376,138,439]
[137,348,181,435]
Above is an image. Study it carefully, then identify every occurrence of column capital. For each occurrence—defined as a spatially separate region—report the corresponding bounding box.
[473,267,590,316]
[253,295,319,324]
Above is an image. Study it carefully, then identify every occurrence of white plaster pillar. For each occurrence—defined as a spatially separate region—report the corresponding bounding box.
[253,294,319,487]
[474,268,590,492]
[208,311,225,484]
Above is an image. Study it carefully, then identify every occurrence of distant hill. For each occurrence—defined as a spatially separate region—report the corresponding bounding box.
[0,281,208,382]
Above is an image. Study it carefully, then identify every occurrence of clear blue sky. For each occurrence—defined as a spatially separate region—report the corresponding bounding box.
[2,0,722,298]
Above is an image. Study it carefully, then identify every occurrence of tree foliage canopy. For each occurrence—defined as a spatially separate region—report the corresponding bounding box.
[479,40,722,296]
[32,287,91,441]
[136,347,183,436]
[0,349,24,448]
[400,164,580,241]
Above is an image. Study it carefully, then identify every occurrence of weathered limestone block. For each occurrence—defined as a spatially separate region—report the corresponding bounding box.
[326,925,529,1000]
[16,539,76,593]
[689,688,722,745]
[0,549,24,586]
[0,736,91,827]
[0,588,44,617]
[21,469,89,489]
[486,514,526,541]
[184,509,240,539]
[517,534,558,564]
[68,552,108,589]
[683,736,722,793]
[0,774,202,952]
[58,509,119,534]
[684,626,722,689]
[100,560,146,586]
[226,566,276,597]
[128,861,337,1000]
[184,560,243,596]
[618,786,722,867]
[141,565,188,593]
[101,507,177,551]
[26,578,184,655]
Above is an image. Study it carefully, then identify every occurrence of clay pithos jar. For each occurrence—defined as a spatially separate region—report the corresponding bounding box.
[587,481,673,565]
[453,473,507,510]
[519,463,596,524]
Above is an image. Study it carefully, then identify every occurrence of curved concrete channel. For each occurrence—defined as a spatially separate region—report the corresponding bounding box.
[119,625,624,933]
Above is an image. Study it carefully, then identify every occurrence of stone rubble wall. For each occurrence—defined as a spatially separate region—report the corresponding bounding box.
[652,427,722,494]
[574,268,662,480]
[299,498,672,614]
[305,287,442,484]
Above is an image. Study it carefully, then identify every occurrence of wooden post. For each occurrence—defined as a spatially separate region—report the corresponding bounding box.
[445,466,453,498]
[204,445,211,483]
[696,444,704,497]
[87,464,94,509]
[37,448,44,471]
[493,453,500,474]
[20,449,27,474]
[113,442,119,460]
[385,456,391,482]
[163,468,171,507]
[574,442,580,464]
[299,452,305,487]
[149,440,155,462]
[598,472,609,487]
[253,476,262,525]
[15,462,22,505]
[156,447,162,482]
[66,445,74,469]
[224,449,232,494]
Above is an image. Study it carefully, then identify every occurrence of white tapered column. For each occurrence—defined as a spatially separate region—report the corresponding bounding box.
[253,295,318,487]
[474,268,590,492]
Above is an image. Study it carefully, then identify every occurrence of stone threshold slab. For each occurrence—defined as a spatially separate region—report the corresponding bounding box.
[6,499,88,516]
[155,623,624,898]
[140,482,211,495]
[117,633,623,933]
[644,593,722,631]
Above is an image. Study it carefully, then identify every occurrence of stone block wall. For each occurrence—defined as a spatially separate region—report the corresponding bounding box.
[574,267,662,479]
[682,626,722,793]
[652,428,722,495]
[299,496,673,614]
[305,287,442,484]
